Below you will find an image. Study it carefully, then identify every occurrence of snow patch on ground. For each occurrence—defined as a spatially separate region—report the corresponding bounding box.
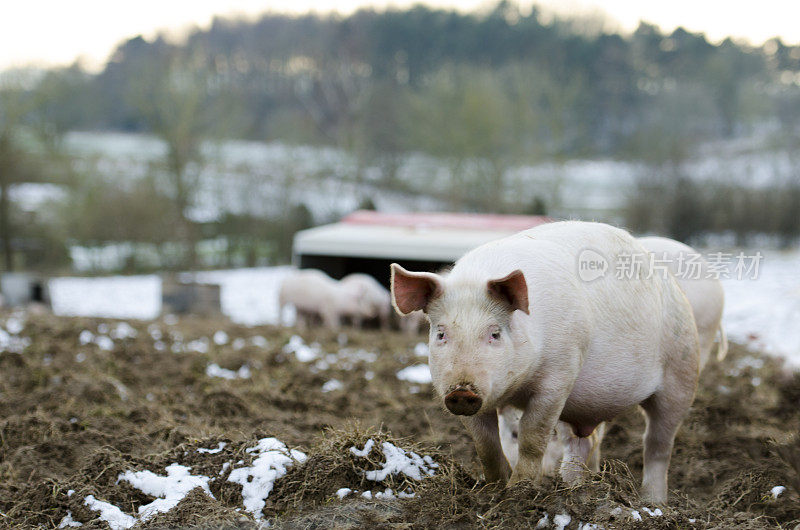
[350,439,375,458]
[321,379,343,392]
[111,322,138,340]
[79,330,115,351]
[722,250,800,367]
[118,463,214,521]
[553,513,571,530]
[728,355,765,376]
[336,487,352,499]
[281,335,378,374]
[535,513,549,528]
[191,266,293,325]
[50,275,161,320]
[0,313,31,354]
[282,335,321,362]
[313,347,377,371]
[213,330,229,345]
[206,363,251,380]
[350,439,438,481]
[771,485,786,499]
[396,364,432,384]
[227,437,307,520]
[83,495,137,530]
[337,486,413,500]
[4,315,24,335]
[58,511,82,527]
[197,442,227,454]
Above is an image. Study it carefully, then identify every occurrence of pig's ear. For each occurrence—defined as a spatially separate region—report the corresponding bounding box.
[390,263,443,315]
[487,270,529,314]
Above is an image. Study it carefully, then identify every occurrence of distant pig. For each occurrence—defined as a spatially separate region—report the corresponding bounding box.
[278,269,366,330]
[340,273,392,329]
[390,221,699,503]
[398,309,427,336]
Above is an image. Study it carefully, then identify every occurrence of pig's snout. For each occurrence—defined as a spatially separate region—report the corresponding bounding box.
[444,388,482,416]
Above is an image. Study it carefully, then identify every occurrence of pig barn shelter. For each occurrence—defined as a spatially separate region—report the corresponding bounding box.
[292,211,551,287]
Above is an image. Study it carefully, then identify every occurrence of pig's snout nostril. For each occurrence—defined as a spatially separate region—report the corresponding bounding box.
[444,388,482,416]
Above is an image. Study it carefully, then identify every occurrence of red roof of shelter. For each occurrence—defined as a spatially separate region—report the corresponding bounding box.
[341,211,551,232]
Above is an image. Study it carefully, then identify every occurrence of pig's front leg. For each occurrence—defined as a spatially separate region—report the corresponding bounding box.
[510,392,567,486]
[461,410,512,484]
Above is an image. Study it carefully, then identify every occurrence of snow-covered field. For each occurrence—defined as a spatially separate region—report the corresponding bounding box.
[188,266,293,326]
[46,249,800,368]
[63,131,446,226]
[721,251,800,365]
[62,131,800,225]
[49,275,162,320]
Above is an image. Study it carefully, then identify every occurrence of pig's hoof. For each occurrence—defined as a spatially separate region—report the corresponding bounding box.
[640,488,668,506]
[507,472,541,488]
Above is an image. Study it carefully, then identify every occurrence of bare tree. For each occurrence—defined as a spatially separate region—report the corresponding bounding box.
[126,50,240,269]
[0,73,52,271]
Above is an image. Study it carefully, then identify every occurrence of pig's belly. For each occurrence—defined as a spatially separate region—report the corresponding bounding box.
[559,363,661,427]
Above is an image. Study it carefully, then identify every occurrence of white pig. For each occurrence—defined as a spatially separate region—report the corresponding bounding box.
[340,273,392,329]
[278,269,366,330]
[500,236,729,478]
[390,221,699,503]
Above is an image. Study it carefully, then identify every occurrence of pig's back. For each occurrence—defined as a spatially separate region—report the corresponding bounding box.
[341,273,390,303]
[520,220,675,355]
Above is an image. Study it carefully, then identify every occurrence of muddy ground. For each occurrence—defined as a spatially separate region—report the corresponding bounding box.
[1,310,798,529]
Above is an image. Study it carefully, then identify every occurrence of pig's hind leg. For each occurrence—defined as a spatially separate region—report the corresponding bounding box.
[639,318,699,504]
[639,376,696,504]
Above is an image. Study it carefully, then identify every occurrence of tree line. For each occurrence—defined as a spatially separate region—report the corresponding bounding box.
[41,3,800,153]
[2,2,800,272]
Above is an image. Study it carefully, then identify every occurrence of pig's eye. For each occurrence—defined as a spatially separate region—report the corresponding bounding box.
[490,331,501,341]
[435,326,447,343]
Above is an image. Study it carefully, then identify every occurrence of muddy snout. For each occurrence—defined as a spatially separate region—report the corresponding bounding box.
[444,387,482,416]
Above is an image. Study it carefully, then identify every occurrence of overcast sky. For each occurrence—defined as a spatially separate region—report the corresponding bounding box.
[3,0,800,71]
